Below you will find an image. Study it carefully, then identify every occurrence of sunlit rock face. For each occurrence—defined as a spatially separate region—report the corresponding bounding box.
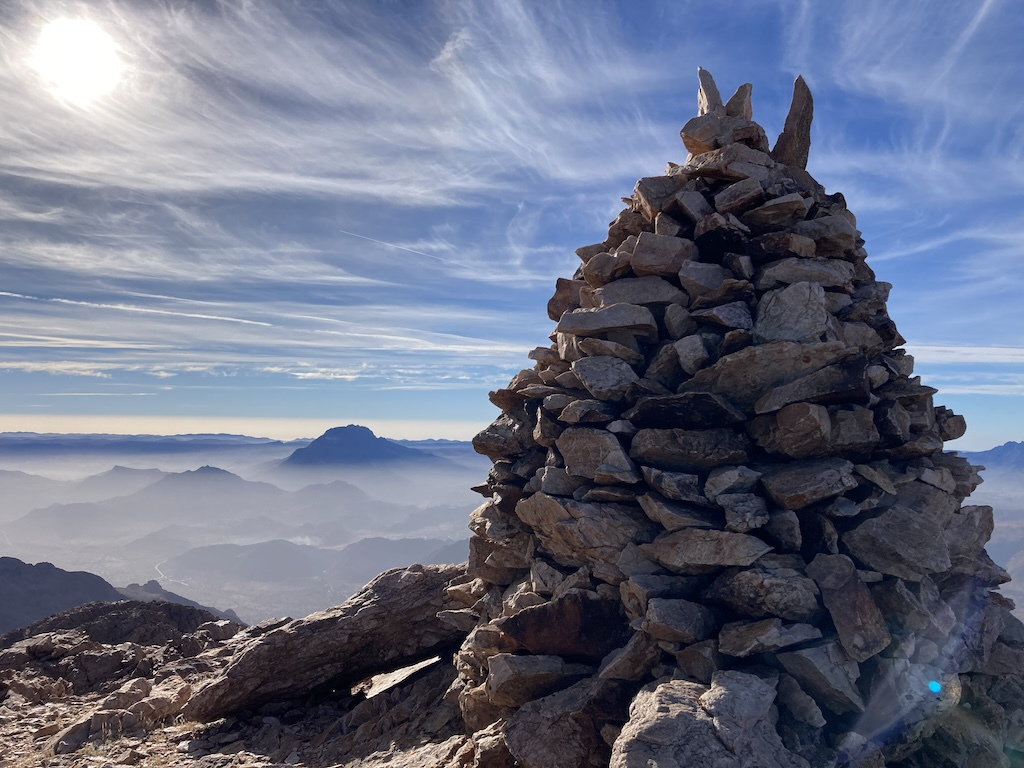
[456,69,1024,767]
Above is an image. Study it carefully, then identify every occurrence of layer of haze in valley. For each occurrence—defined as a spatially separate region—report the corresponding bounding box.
[0,426,488,623]
[2,427,1022,626]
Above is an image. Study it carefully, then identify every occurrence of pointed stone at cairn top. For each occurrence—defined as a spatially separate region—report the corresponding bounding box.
[725,82,753,120]
[696,67,724,116]
[771,75,814,169]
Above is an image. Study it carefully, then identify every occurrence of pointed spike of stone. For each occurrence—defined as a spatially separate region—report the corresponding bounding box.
[725,83,753,120]
[696,67,724,116]
[771,75,813,169]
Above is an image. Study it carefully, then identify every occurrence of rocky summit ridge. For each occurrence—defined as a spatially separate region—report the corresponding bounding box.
[2,69,1022,768]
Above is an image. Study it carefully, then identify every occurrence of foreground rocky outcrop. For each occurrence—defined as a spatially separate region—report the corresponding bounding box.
[1,68,1021,768]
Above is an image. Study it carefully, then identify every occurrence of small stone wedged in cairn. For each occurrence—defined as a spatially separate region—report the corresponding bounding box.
[458,67,1024,767]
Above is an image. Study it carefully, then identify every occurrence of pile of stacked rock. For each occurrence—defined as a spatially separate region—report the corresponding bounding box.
[450,70,1024,767]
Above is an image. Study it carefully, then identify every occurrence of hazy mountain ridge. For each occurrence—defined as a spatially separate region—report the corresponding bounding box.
[0,426,479,623]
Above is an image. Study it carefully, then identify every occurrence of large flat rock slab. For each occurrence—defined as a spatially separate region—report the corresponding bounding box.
[183,563,466,721]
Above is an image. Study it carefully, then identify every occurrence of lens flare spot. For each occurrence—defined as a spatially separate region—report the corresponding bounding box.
[928,680,942,694]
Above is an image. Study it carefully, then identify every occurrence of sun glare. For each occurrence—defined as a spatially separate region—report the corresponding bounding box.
[30,19,123,107]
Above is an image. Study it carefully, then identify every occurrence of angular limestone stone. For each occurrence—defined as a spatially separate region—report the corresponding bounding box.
[754,282,837,344]
[684,143,775,183]
[571,356,639,402]
[630,232,697,277]
[725,82,753,120]
[749,402,831,459]
[619,574,704,621]
[641,528,772,574]
[485,653,592,707]
[633,176,688,221]
[630,428,752,472]
[828,406,880,455]
[718,618,822,658]
[754,257,855,292]
[678,261,733,300]
[693,212,751,252]
[697,67,724,116]
[582,250,631,287]
[556,304,658,341]
[638,493,720,532]
[675,189,714,223]
[655,212,686,237]
[598,631,662,681]
[760,458,858,510]
[640,466,711,506]
[678,340,851,412]
[577,337,644,366]
[691,301,753,330]
[740,193,810,234]
[681,112,723,154]
[594,276,686,307]
[673,334,708,373]
[713,177,765,216]
[555,427,639,485]
[792,215,858,259]
[536,466,586,497]
[642,598,717,643]
[805,554,891,663]
[704,465,762,501]
[624,392,746,429]
[776,675,826,728]
[753,354,870,414]
[777,641,865,715]
[558,398,618,425]
[705,559,820,621]
[771,75,813,169]
[843,504,951,580]
[747,231,816,261]
[717,493,769,533]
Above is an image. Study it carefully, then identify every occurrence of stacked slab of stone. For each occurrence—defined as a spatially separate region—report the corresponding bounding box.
[451,69,1024,767]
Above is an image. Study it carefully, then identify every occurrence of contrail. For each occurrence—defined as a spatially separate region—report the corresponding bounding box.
[336,228,455,264]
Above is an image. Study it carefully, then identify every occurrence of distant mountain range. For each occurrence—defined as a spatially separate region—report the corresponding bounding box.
[278,424,465,469]
[961,441,1024,472]
[0,556,235,634]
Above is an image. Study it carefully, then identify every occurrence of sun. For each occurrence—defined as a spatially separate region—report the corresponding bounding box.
[30,19,123,107]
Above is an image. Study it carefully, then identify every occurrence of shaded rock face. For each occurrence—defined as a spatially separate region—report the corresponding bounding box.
[458,69,1024,767]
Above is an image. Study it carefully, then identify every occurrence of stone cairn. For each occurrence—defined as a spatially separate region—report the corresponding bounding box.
[446,69,1024,767]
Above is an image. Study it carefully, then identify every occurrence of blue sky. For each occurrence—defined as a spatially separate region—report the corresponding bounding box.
[0,0,1021,448]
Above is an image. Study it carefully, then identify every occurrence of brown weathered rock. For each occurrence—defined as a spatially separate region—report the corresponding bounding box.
[805,554,890,662]
[641,528,772,574]
[642,598,717,643]
[843,504,951,580]
[504,677,629,768]
[760,457,858,510]
[624,392,746,429]
[740,193,810,234]
[484,653,592,708]
[640,466,711,506]
[637,493,719,532]
[547,277,585,321]
[678,340,852,411]
[630,232,697,276]
[718,618,822,658]
[705,558,820,621]
[630,427,752,472]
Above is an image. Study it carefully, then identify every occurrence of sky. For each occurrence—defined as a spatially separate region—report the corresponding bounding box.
[0,0,1022,448]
